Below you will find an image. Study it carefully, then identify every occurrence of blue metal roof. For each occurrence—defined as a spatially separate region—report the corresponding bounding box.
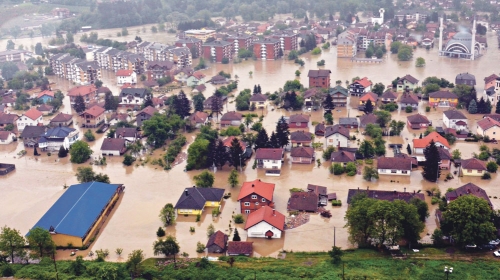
[30,182,120,238]
[43,127,75,138]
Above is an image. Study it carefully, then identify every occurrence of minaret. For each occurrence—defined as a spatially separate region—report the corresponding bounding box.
[471,18,476,60]
[438,17,444,54]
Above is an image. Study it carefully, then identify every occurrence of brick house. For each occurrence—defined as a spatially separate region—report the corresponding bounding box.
[253,37,281,60]
[307,69,331,89]
[202,40,233,63]
[67,85,97,106]
[79,105,105,128]
[289,114,310,129]
[237,179,275,214]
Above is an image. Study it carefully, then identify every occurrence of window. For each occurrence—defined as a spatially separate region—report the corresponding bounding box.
[245,210,251,214]
[262,198,266,202]
[244,202,250,206]
[296,122,300,126]
[391,170,397,173]
[255,202,259,206]
[251,195,257,199]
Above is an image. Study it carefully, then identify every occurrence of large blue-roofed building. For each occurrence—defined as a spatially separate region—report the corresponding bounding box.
[28,181,124,247]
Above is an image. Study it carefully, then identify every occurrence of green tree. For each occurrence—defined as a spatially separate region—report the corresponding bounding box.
[359,140,375,158]
[233,228,241,241]
[228,169,239,187]
[332,163,344,175]
[73,95,86,113]
[173,90,191,118]
[228,137,244,169]
[452,149,461,160]
[372,83,385,96]
[441,195,496,246]
[68,255,86,276]
[26,227,55,258]
[415,57,425,67]
[58,146,68,158]
[374,110,391,127]
[468,99,477,114]
[495,99,500,114]
[397,45,413,61]
[6,40,15,50]
[487,161,498,173]
[66,32,74,44]
[423,140,441,182]
[276,116,290,148]
[409,197,429,222]
[84,129,95,141]
[390,41,402,54]
[186,138,210,170]
[75,166,96,182]
[1,62,19,80]
[123,154,135,166]
[193,92,205,112]
[159,203,175,226]
[70,140,93,163]
[153,236,179,267]
[254,127,269,150]
[363,166,379,181]
[345,195,376,245]
[295,70,301,76]
[35,42,43,55]
[0,226,25,264]
[322,146,336,160]
[364,99,374,113]
[328,246,343,264]
[126,249,144,276]
[142,113,183,148]
[193,170,215,188]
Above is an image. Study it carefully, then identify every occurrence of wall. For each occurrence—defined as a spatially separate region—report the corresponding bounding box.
[247,221,282,238]
[177,209,203,215]
[462,168,485,176]
[51,233,83,247]
[377,169,411,176]
[325,134,348,148]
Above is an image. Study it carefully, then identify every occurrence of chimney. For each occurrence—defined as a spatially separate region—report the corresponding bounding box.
[367,186,369,190]
[272,209,276,216]
[252,184,255,187]
[404,187,406,193]
[184,189,189,196]
[413,190,416,194]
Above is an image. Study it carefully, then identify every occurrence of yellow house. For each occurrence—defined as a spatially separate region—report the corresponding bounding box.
[428,91,458,107]
[460,158,487,177]
[28,182,124,247]
[175,187,225,215]
[249,93,268,109]
[477,117,500,139]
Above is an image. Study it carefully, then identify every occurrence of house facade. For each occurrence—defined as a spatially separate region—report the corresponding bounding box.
[0,131,15,144]
[429,91,459,107]
[220,111,243,127]
[290,146,315,164]
[324,125,350,148]
[349,77,372,96]
[38,127,79,151]
[16,108,43,132]
[328,86,348,107]
[244,206,285,239]
[237,179,275,214]
[202,40,233,63]
[80,105,105,128]
[119,88,147,109]
[377,156,412,176]
[136,106,157,127]
[396,75,419,92]
[399,93,419,109]
[249,94,268,109]
[476,117,500,139]
[460,158,487,176]
[443,110,468,130]
[307,69,331,89]
[255,148,283,169]
[253,38,281,60]
[206,231,228,253]
[116,69,137,85]
[412,131,450,156]
[174,187,225,215]
[289,114,310,129]
[407,113,431,129]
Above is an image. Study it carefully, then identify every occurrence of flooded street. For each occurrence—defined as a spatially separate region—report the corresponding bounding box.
[1,26,500,260]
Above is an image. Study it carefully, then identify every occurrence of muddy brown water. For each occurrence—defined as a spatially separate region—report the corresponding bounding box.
[2,30,500,261]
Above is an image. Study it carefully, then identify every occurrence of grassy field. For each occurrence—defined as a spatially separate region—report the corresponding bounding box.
[4,248,500,279]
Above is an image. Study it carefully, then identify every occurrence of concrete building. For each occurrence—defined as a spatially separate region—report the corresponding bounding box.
[253,38,281,60]
[202,40,233,63]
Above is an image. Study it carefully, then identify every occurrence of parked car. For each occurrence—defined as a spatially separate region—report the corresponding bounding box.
[465,244,477,249]
[479,244,495,250]
[489,239,500,245]
[494,250,500,257]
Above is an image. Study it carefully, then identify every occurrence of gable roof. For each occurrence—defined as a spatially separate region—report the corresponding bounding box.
[244,206,285,231]
[68,85,97,97]
[353,77,372,88]
[290,146,314,158]
[399,93,419,104]
[37,90,54,99]
[20,126,46,138]
[289,113,310,123]
[42,126,75,138]
[175,187,225,210]
[221,111,242,121]
[413,131,450,149]
[359,92,378,102]
[461,158,487,171]
[115,127,138,138]
[249,93,267,102]
[347,189,425,204]
[484,74,499,84]
[429,91,458,99]
[445,183,491,206]
[330,150,356,162]
[50,112,72,123]
[329,85,348,97]
[307,184,327,196]
[23,108,43,120]
[477,117,500,131]
[255,148,283,160]
[443,109,467,120]
[339,117,358,126]
[399,74,419,84]
[307,69,331,78]
[207,230,227,250]
[137,106,157,117]
[237,179,275,201]
[100,138,126,151]
[0,130,13,140]
[377,156,412,171]
[287,192,318,212]
[359,113,378,127]
[82,105,105,118]
[325,124,350,138]
[227,241,253,255]
[222,136,246,150]
[189,111,208,124]
[37,104,54,112]
[0,113,18,125]
[116,69,134,76]
[120,88,147,98]
[290,130,312,142]
[381,90,398,99]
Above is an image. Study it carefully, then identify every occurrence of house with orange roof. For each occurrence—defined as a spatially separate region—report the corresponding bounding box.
[358,92,378,106]
[349,77,372,96]
[244,206,285,239]
[412,131,450,158]
[189,111,209,128]
[79,105,106,128]
[237,179,275,214]
[16,108,43,132]
[476,117,500,139]
[116,69,137,85]
[67,85,97,105]
[37,90,55,104]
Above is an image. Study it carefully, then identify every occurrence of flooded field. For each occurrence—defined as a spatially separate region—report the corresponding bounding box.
[1,28,500,261]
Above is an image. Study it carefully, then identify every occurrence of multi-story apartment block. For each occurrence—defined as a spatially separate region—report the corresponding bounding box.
[202,40,233,63]
[226,34,254,54]
[253,38,281,60]
[175,37,202,58]
[272,31,299,52]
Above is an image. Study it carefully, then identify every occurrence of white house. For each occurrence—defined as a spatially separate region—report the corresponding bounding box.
[0,131,15,144]
[119,88,148,108]
[100,138,127,156]
[324,124,350,148]
[443,110,468,130]
[116,69,137,85]
[255,148,283,169]
[377,157,412,176]
[115,127,140,143]
[38,127,79,151]
[244,206,285,239]
[16,108,43,132]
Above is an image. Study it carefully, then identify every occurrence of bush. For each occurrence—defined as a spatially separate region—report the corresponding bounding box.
[482,172,492,180]
[331,200,342,206]
[487,161,498,173]
[196,241,206,253]
[234,214,244,224]
[405,106,413,113]
[322,146,336,160]
[425,106,431,112]
[190,227,195,232]
[311,47,321,55]
[84,129,95,141]
[156,227,165,237]
[364,159,373,165]
[431,197,440,205]
[332,163,344,175]
[58,146,68,158]
[346,170,356,176]
[123,154,135,166]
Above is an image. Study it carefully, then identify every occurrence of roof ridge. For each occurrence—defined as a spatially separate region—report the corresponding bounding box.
[54,182,94,230]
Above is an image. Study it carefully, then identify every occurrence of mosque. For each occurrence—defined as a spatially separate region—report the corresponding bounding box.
[438,17,481,60]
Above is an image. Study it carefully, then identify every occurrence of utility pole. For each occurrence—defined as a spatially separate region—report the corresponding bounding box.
[334,227,336,247]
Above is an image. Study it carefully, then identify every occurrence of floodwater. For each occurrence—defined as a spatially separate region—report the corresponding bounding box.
[2,27,500,261]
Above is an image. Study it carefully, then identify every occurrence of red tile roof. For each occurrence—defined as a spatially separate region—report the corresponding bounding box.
[227,241,253,256]
[289,113,310,123]
[255,148,283,160]
[477,117,500,131]
[359,92,378,102]
[377,156,412,171]
[207,230,227,250]
[413,131,450,149]
[354,77,372,88]
[407,113,429,125]
[290,146,314,158]
[23,108,43,120]
[237,179,275,201]
[461,158,487,171]
[137,106,157,117]
[83,105,105,117]
[189,111,208,124]
[244,206,285,231]
[222,136,246,150]
[445,183,491,206]
[287,192,318,212]
[116,69,134,76]
[68,85,97,97]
